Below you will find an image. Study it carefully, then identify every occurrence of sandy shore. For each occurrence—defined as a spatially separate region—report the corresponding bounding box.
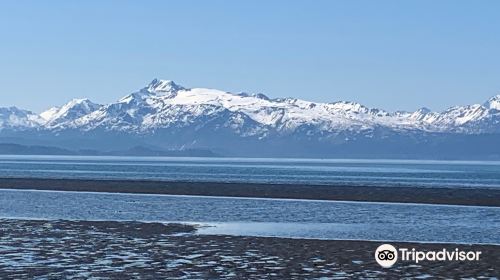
[0,177,499,206]
[0,219,498,279]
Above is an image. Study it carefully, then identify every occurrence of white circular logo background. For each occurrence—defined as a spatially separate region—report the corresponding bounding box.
[375,244,398,268]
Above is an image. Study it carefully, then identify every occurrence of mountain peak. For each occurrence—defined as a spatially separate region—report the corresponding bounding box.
[66,98,92,106]
[0,106,29,114]
[417,107,432,114]
[484,94,500,110]
[0,106,42,128]
[145,79,185,94]
[40,98,101,124]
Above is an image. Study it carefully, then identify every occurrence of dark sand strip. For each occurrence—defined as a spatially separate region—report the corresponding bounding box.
[0,177,499,206]
[0,219,498,279]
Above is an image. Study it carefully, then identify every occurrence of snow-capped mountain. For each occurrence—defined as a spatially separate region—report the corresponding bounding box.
[27,79,500,134]
[1,79,499,158]
[41,98,102,127]
[484,95,500,110]
[0,107,43,130]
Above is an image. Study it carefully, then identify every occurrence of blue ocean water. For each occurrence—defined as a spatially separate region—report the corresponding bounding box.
[0,155,499,188]
[0,155,499,243]
[0,189,499,244]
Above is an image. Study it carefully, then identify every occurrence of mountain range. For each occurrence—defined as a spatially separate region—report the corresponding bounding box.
[1,79,499,159]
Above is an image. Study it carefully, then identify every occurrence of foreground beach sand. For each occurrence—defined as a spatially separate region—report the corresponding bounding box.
[0,219,498,279]
[0,178,499,206]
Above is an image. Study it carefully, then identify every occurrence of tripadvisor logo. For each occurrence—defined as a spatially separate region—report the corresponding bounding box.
[375,244,398,268]
[374,244,482,268]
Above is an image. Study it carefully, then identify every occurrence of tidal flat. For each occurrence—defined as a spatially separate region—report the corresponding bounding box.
[0,219,498,279]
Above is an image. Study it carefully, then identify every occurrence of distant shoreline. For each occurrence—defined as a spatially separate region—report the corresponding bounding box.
[0,177,499,207]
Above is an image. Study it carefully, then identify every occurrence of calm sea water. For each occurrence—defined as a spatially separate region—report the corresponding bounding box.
[0,189,499,244]
[0,155,499,188]
[0,155,499,243]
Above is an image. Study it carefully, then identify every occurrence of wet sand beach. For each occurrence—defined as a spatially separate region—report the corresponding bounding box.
[0,219,498,279]
[0,178,499,207]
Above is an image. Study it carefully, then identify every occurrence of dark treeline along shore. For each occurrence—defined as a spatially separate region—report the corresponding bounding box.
[0,178,499,207]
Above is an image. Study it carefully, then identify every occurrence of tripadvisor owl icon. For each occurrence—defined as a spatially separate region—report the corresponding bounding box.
[375,244,398,268]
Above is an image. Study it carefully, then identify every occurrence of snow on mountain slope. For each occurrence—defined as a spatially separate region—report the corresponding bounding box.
[0,107,43,130]
[484,95,500,110]
[72,84,267,136]
[408,100,500,133]
[139,82,400,131]
[3,79,500,136]
[58,80,400,135]
[145,79,185,95]
[41,79,500,135]
[40,98,102,127]
[121,80,499,134]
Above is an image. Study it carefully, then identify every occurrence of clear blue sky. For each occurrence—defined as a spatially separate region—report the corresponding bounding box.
[1,0,499,113]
